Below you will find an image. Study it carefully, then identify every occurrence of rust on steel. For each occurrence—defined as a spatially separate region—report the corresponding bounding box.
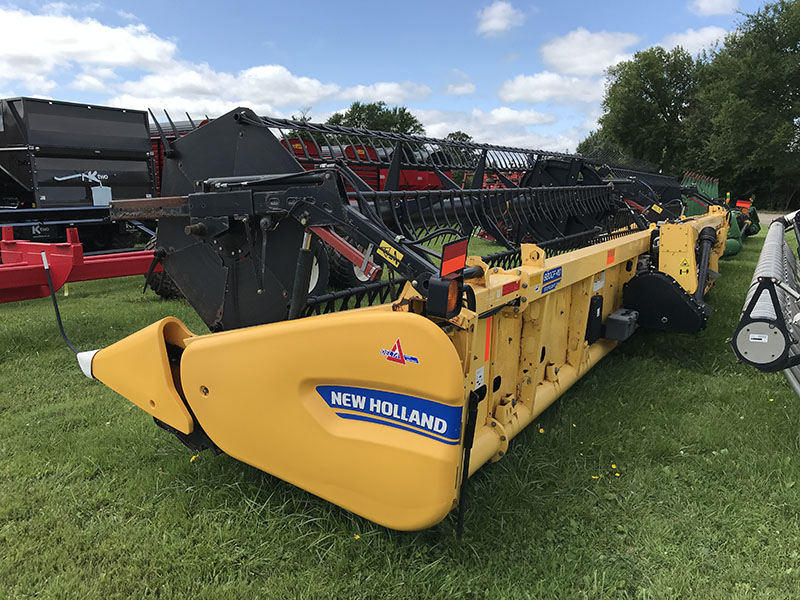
[109,196,190,220]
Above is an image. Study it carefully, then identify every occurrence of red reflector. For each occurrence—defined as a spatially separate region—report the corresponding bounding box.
[502,281,520,296]
[606,249,615,265]
[735,200,750,208]
[441,238,469,278]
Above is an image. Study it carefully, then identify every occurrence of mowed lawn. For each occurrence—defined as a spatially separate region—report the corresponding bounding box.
[1,228,799,599]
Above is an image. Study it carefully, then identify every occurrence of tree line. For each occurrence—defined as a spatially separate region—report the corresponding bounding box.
[578,0,799,209]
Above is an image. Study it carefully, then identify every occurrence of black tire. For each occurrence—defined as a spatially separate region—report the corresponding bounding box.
[309,240,330,296]
[109,231,138,249]
[144,234,183,299]
[327,239,375,289]
[81,226,135,252]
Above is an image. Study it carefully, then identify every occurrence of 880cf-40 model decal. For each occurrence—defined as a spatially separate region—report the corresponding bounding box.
[316,385,462,444]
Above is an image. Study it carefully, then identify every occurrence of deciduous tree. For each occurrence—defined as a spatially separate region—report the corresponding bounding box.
[327,102,424,135]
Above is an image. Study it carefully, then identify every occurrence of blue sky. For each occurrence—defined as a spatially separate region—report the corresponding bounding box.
[0,0,762,151]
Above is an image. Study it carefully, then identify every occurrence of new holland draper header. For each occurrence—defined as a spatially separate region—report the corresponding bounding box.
[71,108,729,531]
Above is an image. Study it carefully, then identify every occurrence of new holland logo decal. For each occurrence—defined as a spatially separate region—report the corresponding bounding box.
[380,338,419,365]
[316,385,461,444]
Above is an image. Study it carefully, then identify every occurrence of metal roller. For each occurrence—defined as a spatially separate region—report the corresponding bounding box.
[731,212,800,393]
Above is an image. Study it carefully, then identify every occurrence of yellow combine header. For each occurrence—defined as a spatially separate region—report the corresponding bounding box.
[78,203,727,530]
[46,108,729,532]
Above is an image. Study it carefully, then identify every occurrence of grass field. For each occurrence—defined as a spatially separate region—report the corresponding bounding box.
[1,229,799,599]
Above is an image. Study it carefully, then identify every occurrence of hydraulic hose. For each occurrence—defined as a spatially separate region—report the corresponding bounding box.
[694,226,717,303]
[41,251,78,355]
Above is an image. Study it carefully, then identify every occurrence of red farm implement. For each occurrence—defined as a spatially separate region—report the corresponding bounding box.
[0,226,160,303]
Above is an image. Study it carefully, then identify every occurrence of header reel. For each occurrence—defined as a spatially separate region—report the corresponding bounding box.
[113,107,651,331]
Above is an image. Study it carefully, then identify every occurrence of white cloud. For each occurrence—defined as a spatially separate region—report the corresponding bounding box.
[70,66,118,92]
[581,106,604,132]
[92,67,118,80]
[117,10,139,21]
[411,107,581,152]
[445,82,476,95]
[110,94,281,121]
[340,81,432,103]
[14,74,58,95]
[71,73,106,92]
[415,108,576,152]
[0,6,432,117]
[662,26,726,55]
[498,72,604,104]
[541,28,640,76]
[484,106,555,126]
[444,69,475,96]
[112,63,336,113]
[476,1,524,37]
[42,2,102,16]
[689,0,737,16]
[113,69,432,116]
[0,7,177,85]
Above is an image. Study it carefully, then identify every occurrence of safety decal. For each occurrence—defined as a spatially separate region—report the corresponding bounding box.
[542,266,562,293]
[650,204,663,214]
[679,258,690,276]
[377,240,403,267]
[316,385,462,444]
[593,270,605,292]
[380,338,419,365]
[475,366,485,389]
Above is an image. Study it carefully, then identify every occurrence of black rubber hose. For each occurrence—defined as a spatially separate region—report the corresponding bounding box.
[456,390,480,539]
[42,252,78,355]
[694,226,717,302]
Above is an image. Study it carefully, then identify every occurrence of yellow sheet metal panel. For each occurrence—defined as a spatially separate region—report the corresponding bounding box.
[659,210,728,295]
[88,215,731,530]
[660,222,698,294]
[92,318,195,435]
[179,309,466,531]
[457,237,644,475]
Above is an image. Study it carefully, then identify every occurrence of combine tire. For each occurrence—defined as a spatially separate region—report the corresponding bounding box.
[144,235,327,300]
[309,241,330,296]
[81,227,137,252]
[144,235,183,299]
[327,239,375,288]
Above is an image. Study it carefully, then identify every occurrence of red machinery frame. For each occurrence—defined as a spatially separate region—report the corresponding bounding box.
[1,227,162,303]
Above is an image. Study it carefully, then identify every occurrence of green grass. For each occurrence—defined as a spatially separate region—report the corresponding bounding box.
[1,230,799,599]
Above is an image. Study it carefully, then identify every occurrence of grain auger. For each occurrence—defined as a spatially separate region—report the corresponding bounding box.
[69,107,729,531]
